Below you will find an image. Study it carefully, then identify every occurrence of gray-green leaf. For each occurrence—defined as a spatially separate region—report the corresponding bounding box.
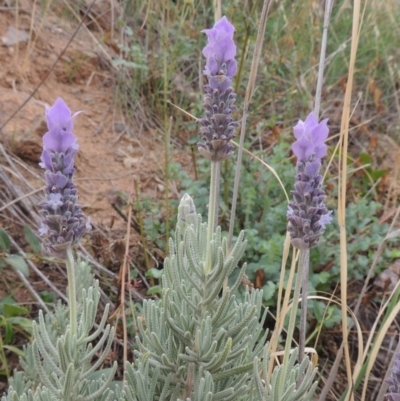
[5,255,29,277]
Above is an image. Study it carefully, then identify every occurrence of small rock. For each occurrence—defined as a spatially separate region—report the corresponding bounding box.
[374,259,400,291]
[0,89,46,162]
[1,26,30,47]
[123,157,138,168]
[114,121,126,133]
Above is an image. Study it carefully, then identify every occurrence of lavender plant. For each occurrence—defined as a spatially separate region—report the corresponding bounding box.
[197,16,239,273]
[2,99,118,401]
[125,193,268,400]
[287,112,332,360]
[124,18,271,400]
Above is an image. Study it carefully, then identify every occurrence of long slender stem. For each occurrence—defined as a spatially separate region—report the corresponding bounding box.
[214,161,221,230]
[299,248,310,364]
[205,161,220,274]
[227,107,248,250]
[314,0,333,117]
[278,249,309,396]
[66,247,77,337]
[228,0,271,250]
[164,116,172,254]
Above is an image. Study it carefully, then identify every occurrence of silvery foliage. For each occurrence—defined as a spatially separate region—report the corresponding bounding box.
[2,261,120,401]
[253,348,318,401]
[124,193,268,400]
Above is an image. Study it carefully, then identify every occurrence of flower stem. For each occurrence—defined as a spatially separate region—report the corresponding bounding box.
[279,248,309,395]
[205,161,220,275]
[314,0,333,118]
[299,248,310,365]
[227,106,248,250]
[66,247,78,337]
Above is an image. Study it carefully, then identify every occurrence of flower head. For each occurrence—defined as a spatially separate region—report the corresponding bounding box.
[197,17,238,162]
[39,98,89,258]
[287,112,332,250]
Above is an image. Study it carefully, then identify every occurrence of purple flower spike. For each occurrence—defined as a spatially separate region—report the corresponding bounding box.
[198,16,238,162]
[39,98,90,258]
[287,113,332,250]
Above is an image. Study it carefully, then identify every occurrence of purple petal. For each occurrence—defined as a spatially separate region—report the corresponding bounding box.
[205,56,219,76]
[293,113,329,160]
[85,217,92,231]
[45,97,81,132]
[48,193,63,210]
[294,113,319,139]
[226,59,237,78]
[45,171,69,189]
[314,143,328,159]
[305,160,321,176]
[202,16,234,44]
[40,150,52,170]
[43,127,77,153]
[293,120,305,139]
[319,211,333,229]
[203,37,236,63]
[209,75,232,92]
[202,16,236,65]
[303,112,319,131]
[62,151,78,174]
[213,16,235,37]
[292,135,314,160]
[38,223,49,236]
[310,118,329,144]
[46,98,72,131]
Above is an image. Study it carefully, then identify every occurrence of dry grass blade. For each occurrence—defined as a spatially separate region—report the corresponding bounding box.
[267,238,297,379]
[0,186,45,213]
[361,292,400,400]
[336,0,363,399]
[227,0,272,249]
[121,184,134,367]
